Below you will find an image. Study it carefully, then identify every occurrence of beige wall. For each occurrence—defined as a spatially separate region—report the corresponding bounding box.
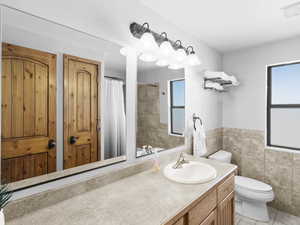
[204,128,223,157]
[223,128,300,216]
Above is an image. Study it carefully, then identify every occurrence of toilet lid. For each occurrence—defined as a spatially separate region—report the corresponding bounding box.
[235,176,272,193]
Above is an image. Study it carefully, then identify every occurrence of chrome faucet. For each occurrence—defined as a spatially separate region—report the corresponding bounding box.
[172,153,189,169]
[142,145,153,154]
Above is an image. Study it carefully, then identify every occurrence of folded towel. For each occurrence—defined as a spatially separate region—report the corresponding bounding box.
[205,81,224,91]
[205,71,230,81]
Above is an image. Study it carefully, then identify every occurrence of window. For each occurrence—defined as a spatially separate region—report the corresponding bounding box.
[267,62,300,150]
[169,79,185,135]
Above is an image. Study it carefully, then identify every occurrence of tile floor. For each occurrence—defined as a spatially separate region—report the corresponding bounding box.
[236,208,300,225]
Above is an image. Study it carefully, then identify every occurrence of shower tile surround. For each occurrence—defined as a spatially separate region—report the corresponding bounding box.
[223,127,300,217]
[137,84,184,149]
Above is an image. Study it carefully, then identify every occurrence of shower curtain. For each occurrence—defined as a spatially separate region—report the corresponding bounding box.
[103,78,126,159]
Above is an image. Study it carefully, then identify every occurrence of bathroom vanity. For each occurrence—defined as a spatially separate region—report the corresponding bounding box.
[166,172,235,225]
[6,157,237,225]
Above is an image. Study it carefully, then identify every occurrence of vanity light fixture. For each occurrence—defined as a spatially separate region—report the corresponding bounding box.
[125,22,201,69]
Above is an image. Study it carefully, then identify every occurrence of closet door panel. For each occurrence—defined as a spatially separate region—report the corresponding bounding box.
[1,43,56,183]
[64,54,100,169]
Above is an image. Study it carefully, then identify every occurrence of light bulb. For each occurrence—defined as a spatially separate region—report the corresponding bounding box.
[156,59,169,67]
[137,32,158,62]
[120,46,134,56]
[156,40,175,67]
[120,46,139,57]
[159,41,174,57]
[137,32,158,52]
[168,64,183,70]
[174,48,187,62]
[185,53,201,66]
[139,53,157,62]
[120,47,127,56]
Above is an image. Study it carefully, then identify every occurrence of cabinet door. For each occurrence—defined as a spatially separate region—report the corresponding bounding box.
[189,189,217,225]
[218,191,235,225]
[173,217,184,225]
[200,209,217,225]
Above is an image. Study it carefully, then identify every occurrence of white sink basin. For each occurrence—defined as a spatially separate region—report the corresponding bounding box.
[163,161,217,184]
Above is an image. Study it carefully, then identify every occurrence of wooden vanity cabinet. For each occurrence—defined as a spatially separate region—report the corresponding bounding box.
[166,173,235,225]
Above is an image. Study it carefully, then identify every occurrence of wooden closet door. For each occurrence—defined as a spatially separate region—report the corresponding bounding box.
[63,55,100,169]
[1,43,56,183]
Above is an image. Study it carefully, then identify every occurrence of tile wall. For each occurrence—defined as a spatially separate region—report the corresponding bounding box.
[223,128,300,216]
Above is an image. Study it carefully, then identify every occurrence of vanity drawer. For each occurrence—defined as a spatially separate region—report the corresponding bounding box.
[188,189,217,225]
[217,174,234,203]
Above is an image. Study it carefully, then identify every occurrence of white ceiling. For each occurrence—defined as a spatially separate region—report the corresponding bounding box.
[0,0,204,70]
[140,0,300,52]
[1,0,300,54]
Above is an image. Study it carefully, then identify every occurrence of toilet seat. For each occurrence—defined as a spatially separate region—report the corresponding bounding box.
[235,176,272,193]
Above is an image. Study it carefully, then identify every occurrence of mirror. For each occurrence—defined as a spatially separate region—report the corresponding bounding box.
[136,61,185,157]
[1,7,126,186]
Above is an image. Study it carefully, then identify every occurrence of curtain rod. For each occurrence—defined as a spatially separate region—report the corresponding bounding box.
[104,76,124,81]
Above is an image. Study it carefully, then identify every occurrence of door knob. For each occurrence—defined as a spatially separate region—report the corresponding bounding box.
[70,136,78,144]
[48,139,56,149]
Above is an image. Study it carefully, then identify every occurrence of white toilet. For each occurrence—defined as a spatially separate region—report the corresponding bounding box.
[209,150,274,222]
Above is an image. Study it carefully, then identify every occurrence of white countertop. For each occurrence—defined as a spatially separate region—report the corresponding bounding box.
[7,157,237,225]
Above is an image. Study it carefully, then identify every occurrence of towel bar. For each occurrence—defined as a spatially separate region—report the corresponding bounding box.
[193,113,202,130]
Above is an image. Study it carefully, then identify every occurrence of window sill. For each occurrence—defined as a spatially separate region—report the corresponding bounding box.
[265,145,300,154]
[169,133,184,137]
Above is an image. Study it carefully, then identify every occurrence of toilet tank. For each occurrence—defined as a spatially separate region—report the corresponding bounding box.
[208,150,232,163]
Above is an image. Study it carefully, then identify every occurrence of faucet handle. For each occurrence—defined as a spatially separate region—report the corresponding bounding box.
[180,152,189,164]
[179,152,186,160]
